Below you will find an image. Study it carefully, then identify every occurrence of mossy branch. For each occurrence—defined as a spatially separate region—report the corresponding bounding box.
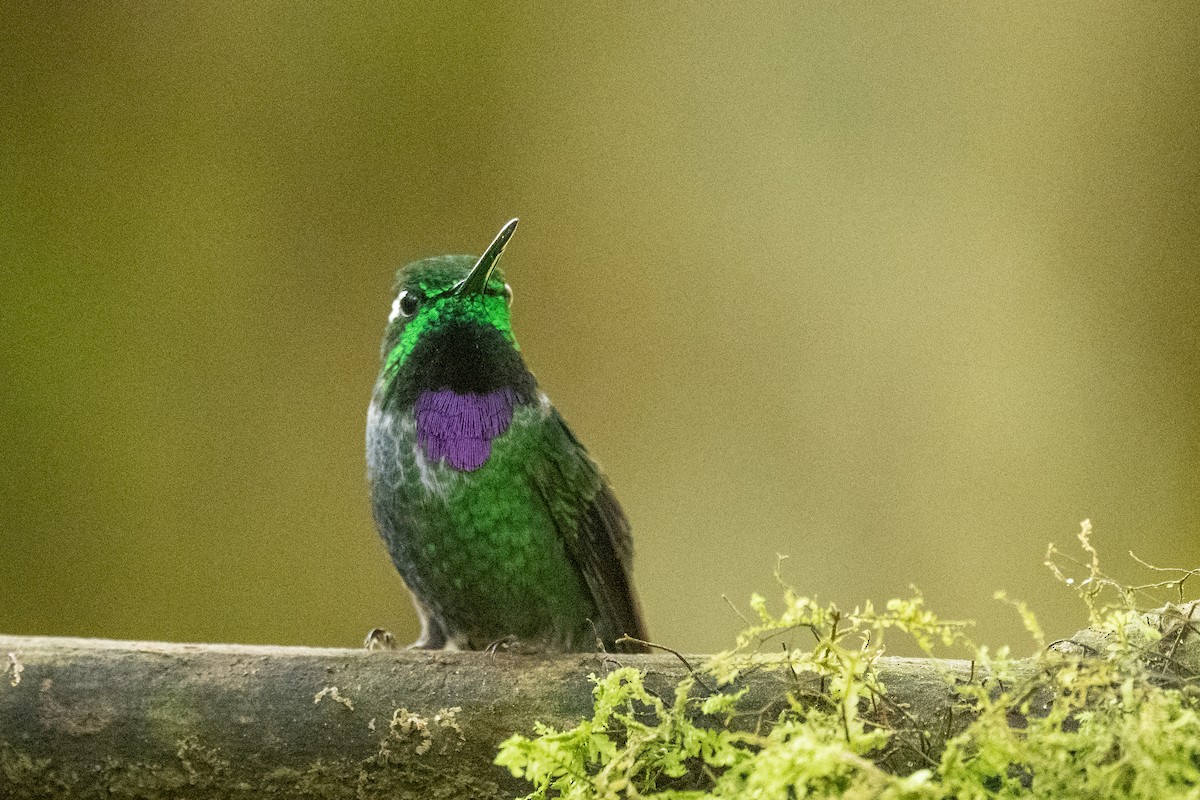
[2,611,1197,800]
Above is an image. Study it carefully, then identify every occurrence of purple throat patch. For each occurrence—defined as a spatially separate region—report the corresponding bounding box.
[415,388,519,471]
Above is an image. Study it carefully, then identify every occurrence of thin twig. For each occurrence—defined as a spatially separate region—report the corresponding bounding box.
[722,594,751,627]
[616,636,716,694]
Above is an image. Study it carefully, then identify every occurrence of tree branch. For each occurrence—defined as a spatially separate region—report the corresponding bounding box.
[0,615,1195,799]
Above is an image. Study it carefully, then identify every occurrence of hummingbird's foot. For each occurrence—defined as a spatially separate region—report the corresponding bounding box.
[363,628,397,651]
[484,635,546,657]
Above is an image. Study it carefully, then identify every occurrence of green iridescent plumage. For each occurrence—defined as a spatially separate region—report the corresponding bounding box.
[366,220,647,652]
[382,265,515,379]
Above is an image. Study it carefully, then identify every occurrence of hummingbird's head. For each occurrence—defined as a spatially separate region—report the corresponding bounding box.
[376,219,536,409]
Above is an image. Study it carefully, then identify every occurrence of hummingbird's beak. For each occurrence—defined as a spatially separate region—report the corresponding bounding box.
[455,218,519,297]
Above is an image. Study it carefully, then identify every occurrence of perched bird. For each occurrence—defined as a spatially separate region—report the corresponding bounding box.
[366,219,648,653]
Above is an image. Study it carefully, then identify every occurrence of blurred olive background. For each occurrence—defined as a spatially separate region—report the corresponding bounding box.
[2,3,1197,654]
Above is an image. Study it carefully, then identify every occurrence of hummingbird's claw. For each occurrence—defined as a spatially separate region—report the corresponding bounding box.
[485,634,518,657]
[363,628,397,651]
[485,634,547,657]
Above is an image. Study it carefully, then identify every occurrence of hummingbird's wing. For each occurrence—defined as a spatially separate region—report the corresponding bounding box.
[532,409,650,654]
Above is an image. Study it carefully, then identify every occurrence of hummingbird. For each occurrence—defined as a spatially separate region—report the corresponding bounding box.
[366,219,648,653]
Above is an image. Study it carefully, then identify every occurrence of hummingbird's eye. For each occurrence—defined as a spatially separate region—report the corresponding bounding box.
[400,291,421,316]
[503,283,513,307]
[390,290,421,322]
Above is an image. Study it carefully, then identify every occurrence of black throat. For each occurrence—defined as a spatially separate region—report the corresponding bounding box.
[386,321,537,409]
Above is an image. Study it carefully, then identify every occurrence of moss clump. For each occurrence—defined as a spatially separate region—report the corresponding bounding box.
[497,522,1200,798]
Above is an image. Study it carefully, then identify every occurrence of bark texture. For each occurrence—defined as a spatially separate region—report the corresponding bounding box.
[0,617,1195,799]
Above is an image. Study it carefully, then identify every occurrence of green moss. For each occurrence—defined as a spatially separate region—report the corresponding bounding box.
[146,691,203,744]
[497,522,1200,798]
[0,745,53,788]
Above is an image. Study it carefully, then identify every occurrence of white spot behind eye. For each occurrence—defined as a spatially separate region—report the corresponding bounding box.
[388,294,403,323]
[504,283,513,307]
